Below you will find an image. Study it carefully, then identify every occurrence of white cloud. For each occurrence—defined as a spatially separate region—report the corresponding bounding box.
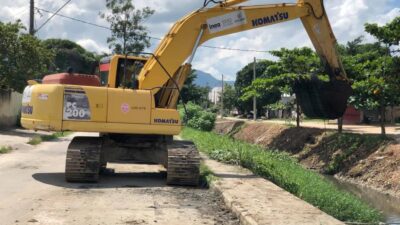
[375,7,400,25]
[330,0,368,33]
[77,39,110,54]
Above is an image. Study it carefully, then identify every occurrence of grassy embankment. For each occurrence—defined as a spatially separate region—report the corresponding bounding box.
[28,132,72,145]
[319,132,389,175]
[181,127,382,223]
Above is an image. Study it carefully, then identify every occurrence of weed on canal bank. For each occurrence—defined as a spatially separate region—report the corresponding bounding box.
[181,128,382,223]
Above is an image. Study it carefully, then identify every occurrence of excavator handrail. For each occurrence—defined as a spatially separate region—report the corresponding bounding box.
[125,51,189,123]
[124,52,181,92]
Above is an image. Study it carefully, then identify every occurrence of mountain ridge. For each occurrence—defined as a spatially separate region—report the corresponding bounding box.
[193,70,235,88]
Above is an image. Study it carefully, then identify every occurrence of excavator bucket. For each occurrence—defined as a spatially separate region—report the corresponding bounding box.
[294,78,352,119]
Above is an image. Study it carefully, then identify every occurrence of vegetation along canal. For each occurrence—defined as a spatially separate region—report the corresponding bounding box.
[325,176,400,224]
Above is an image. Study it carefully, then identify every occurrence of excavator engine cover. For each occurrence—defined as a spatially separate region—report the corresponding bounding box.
[294,78,352,119]
[42,73,101,87]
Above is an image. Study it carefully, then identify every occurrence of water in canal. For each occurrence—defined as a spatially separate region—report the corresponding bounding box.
[324,176,400,224]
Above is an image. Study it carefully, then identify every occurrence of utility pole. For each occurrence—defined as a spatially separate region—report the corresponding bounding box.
[213,91,216,105]
[220,74,224,118]
[253,57,257,120]
[29,0,35,35]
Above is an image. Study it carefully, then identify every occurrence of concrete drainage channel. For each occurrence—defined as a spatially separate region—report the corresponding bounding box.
[201,154,344,225]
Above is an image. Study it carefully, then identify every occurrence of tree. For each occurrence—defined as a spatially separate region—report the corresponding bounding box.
[365,17,400,46]
[235,60,281,116]
[100,0,154,55]
[180,70,211,107]
[0,20,53,92]
[220,83,237,115]
[241,47,322,127]
[269,47,323,127]
[343,17,400,135]
[43,39,98,74]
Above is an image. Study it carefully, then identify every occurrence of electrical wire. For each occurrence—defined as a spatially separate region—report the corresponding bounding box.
[203,0,223,7]
[36,7,110,30]
[14,6,29,18]
[35,0,72,33]
[201,45,270,53]
[35,7,271,53]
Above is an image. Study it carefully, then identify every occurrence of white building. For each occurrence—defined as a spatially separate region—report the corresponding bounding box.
[208,87,222,104]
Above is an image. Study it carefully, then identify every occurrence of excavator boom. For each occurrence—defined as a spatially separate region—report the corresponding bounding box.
[139,0,347,89]
[138,0,352,118]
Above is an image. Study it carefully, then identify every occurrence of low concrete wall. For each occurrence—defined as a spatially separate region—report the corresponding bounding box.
[0,90,22,128]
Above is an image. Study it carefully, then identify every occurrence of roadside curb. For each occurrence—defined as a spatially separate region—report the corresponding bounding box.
[201,153,344,225]
[210,181,258,225]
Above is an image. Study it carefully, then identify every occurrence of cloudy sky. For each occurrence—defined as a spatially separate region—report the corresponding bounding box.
[1,0,399,80]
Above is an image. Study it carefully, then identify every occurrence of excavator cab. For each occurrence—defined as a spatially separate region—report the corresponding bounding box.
[115,58,145,89]
[99,55,148,88]
[99,57,111,86]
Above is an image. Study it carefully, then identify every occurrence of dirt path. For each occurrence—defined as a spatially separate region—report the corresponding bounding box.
[224,117,399,137]
[0,132,239,225]
[0,129,52,151]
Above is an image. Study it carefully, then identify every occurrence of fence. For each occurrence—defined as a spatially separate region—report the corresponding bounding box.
[0,90,22,128]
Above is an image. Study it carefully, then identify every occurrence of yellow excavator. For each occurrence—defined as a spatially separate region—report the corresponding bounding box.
[21,0,352,185]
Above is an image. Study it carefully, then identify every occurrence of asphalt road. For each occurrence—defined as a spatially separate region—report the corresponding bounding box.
[0,132,239,225]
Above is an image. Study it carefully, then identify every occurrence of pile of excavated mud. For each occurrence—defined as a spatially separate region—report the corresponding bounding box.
[214,119,400,198]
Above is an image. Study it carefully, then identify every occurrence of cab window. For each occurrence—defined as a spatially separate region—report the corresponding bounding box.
[115,58,145,89]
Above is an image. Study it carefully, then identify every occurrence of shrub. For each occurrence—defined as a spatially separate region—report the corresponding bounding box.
[0,146,12,154]
[179,102,217,131]
[27,132,72,145]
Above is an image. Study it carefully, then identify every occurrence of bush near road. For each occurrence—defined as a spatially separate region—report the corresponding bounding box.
[0,146,12,154]
[27,132,72,145]
[181,128,382,223]
[179,102,217,131]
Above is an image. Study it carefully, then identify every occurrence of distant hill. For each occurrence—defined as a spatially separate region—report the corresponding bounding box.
[193,70,235,88]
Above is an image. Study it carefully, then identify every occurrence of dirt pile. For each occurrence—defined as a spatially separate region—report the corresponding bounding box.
[214,120,400,198]
[340,143,400,196]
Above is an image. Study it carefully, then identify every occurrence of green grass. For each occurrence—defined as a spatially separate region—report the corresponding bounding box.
[323,133,389,175]
[199,163,217,188]
[28,132,72,145]
[181,128,382,223]
[0,146,12,154]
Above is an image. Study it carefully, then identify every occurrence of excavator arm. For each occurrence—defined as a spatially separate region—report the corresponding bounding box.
[138,0,352,118]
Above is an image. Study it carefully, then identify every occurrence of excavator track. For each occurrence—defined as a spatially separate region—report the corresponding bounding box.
[167,141,200,186]
[65,136,102,183]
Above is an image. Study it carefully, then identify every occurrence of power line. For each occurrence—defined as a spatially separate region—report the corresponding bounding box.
[36,7,110,30]
[35,7,270,53]
[141,36,270,53]
[201,45,270,53]
[36,0,72,33]
[2,6,28,22]
[14,6,29,18]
